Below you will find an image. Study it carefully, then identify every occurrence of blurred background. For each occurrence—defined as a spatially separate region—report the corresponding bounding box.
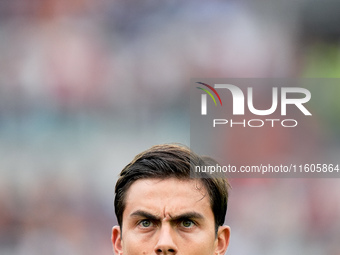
[0,0,340,254]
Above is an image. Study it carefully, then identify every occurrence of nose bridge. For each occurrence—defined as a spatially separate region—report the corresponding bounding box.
[154,222,177,254]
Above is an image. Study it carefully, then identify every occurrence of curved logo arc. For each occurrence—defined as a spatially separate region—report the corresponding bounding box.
[196,82,223,106]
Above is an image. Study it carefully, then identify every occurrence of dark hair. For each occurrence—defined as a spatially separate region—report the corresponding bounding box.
[114,144,230,233]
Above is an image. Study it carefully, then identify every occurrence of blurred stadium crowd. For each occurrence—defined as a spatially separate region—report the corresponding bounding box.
[1,0,340,254]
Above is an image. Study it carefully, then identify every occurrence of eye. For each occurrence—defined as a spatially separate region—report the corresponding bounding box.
[180,220,195,228]
[138,220,153,228]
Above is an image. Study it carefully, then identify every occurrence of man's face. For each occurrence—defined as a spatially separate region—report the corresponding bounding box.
[112,178,230,255]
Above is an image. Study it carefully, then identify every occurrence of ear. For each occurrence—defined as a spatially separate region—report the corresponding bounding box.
[112,226,123,255]
[215,225,231,255]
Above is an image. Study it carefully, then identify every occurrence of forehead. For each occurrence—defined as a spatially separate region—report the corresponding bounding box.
[122,178,213,220]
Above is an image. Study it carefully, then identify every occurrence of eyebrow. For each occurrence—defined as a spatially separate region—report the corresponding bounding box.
[130,210,161,221]
[130,210,204,221]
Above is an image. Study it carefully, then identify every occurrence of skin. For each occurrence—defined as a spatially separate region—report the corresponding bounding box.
[112,178,230,255]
